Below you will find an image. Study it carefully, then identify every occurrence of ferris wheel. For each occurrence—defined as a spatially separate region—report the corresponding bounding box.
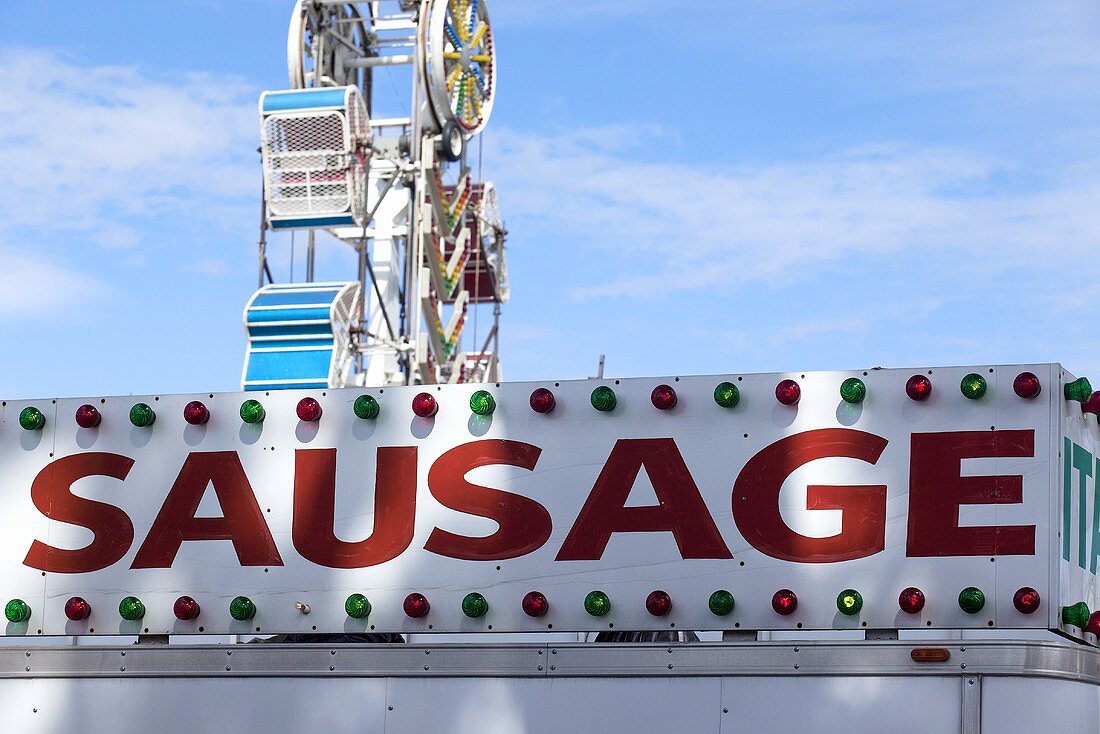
[250,0,505,391]
[284,0,497,133]
[422,0,496,135]
[286,0,372,91]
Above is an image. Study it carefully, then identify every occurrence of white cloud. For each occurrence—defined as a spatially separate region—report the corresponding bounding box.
[0,247,105,315]
[0,48,259,320]
[486,126,1100,300]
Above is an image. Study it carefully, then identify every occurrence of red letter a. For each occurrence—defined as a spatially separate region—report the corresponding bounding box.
[131,451,282,568]
[292,447,417,568]
[556,438,731,561]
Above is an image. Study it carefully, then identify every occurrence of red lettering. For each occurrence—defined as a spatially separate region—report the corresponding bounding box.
[556,438,731,561]
[907,430,1035,556]
[292,447,417,568]
[732,429,888,563]
[24,453,135,574]
[131,451,281,568]
[424,440,550,561]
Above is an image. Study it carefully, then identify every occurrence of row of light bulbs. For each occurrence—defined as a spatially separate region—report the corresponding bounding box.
[12,370,1063,433]
[3,585,1050,627]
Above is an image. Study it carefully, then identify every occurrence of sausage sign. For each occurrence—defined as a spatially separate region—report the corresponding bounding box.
[0,364,1091,639]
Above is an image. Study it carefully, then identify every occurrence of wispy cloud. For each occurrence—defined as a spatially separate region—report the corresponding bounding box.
[0,247,104,316]
[0,49,259,320]
[487,125,1100,300]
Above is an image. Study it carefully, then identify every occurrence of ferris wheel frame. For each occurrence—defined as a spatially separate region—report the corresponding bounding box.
[422,0,496,135]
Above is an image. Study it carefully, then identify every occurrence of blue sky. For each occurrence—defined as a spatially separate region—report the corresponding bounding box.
[1,1,1098,398]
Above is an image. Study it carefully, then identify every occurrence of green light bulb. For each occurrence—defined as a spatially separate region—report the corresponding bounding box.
[840,378,866,404]
[714,382,740,408]
[837,589,863,615]
[353,395,380,420]
[129,403,156,427]
[469,390,496,416]
[958,587,986,614]
[239,399,266,424]
[229,596,256,621]
[708,590,735,616]
[118,596,145,621]
[4,599,30,623]
[18,407,45,431]
[590,386,617,412]
[345,593,371,619]
[960,373,987,400]
[584,590,611,616]
[1066,377,1093,403]
[462,592,489,618]
[1062,601,1091,628]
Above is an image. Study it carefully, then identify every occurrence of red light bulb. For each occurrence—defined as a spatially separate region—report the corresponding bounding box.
[772,589,797,615]
[75,404,101,428]
[296,397,322,422]
[173,595,200,620]
[64,596,91,621]
[1084,393,1100,416]
[412,393,438,418]
[906,375,932,401]
[1013,372,1041,399]
[1086,612,1100,635]
[650,385,678,410]
[183,401,209,425]
[899,587,926,614]
[775,379,801,405]
[403,592,430,618]
[522,591,549,617]
[529,388,556,414]
[1013,587,1041,614]
[645,590,672,616]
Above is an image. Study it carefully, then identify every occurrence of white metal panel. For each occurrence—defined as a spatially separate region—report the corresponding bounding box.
[386,677,722,734]
[17,677,387,734]
[720,676,962,734]
[982,677,1100,731]
[0,365,1058,636]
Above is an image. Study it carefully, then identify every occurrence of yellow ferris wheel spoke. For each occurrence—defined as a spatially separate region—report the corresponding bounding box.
[446,64,462,90]
[470,54,491,63]
[469,21,488,50]
[444,51,461,60]
[452,0,472,43]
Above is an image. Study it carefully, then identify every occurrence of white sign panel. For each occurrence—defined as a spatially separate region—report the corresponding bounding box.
[0,365,1065,637]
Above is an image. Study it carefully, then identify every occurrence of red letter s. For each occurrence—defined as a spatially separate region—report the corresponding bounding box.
[24,453,135,574]
[424,440,550,561]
